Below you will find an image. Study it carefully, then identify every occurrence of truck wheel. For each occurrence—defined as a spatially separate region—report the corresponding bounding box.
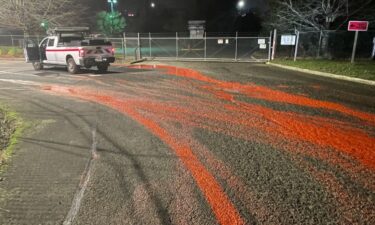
[97,64,109,73]
[67,58,79,74]
[32,62,43,71]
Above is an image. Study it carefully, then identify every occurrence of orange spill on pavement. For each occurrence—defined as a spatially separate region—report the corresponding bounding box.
[40,64,375,224]
[129,64,375,125]
[128,97,375,171]
[43,86,244,225]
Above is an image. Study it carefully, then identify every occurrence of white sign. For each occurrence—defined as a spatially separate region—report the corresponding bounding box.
[218,39,229,45]
[258,39,266,44]
[281,35,296,46]
[259,44,267,49]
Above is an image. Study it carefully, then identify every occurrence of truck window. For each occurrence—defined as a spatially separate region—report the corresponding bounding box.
[48,39,55,47]
[40,38,48,48]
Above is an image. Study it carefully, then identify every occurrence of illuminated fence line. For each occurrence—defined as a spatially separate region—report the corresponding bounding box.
[1,30,373,62]
[0,33,272,62]
[108,33,271,62]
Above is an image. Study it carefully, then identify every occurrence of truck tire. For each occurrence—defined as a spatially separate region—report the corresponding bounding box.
[67,57,79,74]
[97,64,109,73]
[32,62,43,71]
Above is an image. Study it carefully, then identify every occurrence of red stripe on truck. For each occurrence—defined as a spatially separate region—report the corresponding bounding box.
[46,48,80,52]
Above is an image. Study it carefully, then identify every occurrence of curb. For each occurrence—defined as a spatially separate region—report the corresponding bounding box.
[267,62,375,86]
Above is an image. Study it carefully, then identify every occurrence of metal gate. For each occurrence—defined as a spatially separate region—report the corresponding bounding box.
[108,33,271,62]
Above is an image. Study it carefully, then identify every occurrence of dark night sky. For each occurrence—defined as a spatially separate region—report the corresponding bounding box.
[84,0,269,33]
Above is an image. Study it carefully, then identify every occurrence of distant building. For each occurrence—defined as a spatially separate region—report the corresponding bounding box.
[188,21,205,38]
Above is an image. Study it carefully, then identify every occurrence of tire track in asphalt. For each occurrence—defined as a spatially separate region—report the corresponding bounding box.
[55,89,245,225]
[63,129,98,225]
[0,78,184,224]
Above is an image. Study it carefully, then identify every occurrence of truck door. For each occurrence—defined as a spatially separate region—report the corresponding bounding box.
[46,38,57,63]
[23,39,40,62]
[39,38,48,61]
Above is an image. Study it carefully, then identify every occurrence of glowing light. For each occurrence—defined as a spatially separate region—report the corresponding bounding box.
[237,0,245,9]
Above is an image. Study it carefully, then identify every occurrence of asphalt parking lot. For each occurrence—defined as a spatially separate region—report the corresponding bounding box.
[0,60,374,225]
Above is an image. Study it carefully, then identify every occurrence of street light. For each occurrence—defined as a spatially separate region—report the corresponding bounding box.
[237,0,245,10]
[40,20,49,31]
[150,2,156,8]
[107,0,118,13]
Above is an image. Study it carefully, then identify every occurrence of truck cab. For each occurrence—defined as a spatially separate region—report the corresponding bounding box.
[24,27,116,74]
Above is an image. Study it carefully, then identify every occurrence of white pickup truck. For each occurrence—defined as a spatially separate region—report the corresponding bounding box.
[24,27,116,74]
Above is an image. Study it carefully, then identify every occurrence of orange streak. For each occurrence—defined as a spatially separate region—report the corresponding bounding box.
[124,108,244,225]
[46,86,244,225]
[133,98,375,171]
[41,64,375,223]
[130,64,375,125]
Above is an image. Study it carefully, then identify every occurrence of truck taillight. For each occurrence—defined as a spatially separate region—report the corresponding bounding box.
[79,49,85,57]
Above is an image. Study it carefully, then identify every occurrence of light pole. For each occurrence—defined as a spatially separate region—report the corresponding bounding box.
[237,0,246,16]
[107,0,118,13]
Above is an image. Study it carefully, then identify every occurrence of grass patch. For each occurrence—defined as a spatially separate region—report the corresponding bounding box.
[273,59,375,81]
[0,104,25,169]
[0,46,24,58]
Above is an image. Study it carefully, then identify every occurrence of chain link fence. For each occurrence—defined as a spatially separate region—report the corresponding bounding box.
[0,32,271,62]
[0,34,44,58]
[1,30,373,62]
[115,32,271,62]
[274,30,375,60]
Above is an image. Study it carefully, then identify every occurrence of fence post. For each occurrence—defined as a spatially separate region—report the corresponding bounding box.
[294,30,300,62]
[122,32,126,62]
[137,32,141,60]
[268,31,272,61]
[204,32,207,60]
[123,32,127,60]
[351,31,359,64]
[176,32,179,59]
[149,32,152,58]
[271,29,277,60]
[235,32,238,61]
[10,35,14,47]
[317,30,323,58]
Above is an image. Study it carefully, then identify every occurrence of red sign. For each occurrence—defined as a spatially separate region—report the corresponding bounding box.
[348,21,369,31]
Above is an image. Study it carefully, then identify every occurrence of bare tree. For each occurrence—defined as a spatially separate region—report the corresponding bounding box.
[267,0,374,31]
[0,0,88,34]
[265,0,374,58]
